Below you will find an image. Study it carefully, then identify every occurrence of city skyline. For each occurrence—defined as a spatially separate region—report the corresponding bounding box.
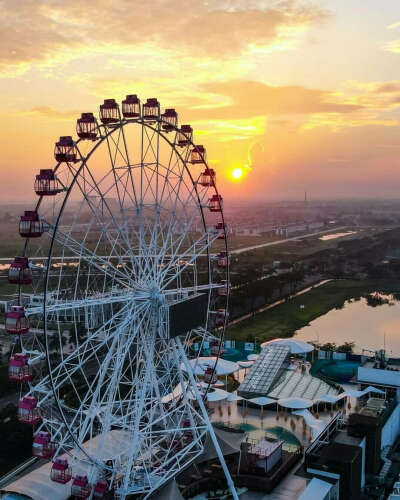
[1,0,400,201]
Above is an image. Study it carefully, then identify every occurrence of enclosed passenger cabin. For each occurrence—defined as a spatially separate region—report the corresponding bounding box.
[191,145,206,164]
[34,169,62,196]
[122,94,140,118]
[217,280,230,297]
[5,306,29,335]
[217,252,228,268]
[54,136,77,163]
[9,353,32,382]
[177,125,193,147]
[208,194,223,212]
[211,339,227,354]
[71,475,90,499]
[100,99,119,124]
[204,367,217,384]
[215,222,225,239]
[8,257,32,284]
[93,480,108,499]
[18,396,41,425]
[51,458,72,484]
[19,211,44,238]
[76,113,98,140]
[161,108,178,132]
[215,309,229,328]
[199,168,216,187]
[32,431,56,459]
[143,98,160,122]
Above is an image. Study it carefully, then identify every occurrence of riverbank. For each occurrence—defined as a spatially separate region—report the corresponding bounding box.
[228,279,400,342]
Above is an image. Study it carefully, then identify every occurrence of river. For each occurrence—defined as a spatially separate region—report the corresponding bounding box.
[294,294,400,356]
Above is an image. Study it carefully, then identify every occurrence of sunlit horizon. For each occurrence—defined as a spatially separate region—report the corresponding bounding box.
[0,0,399,203]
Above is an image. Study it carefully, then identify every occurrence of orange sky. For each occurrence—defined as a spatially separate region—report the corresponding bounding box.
[1,0,400,202]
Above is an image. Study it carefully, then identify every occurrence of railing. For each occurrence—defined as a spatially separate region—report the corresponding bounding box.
[305,410,343,456]
[0,456,38,489]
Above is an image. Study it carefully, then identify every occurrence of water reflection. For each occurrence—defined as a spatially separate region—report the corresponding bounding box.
[319,231,356,241]
[295,294,400,355]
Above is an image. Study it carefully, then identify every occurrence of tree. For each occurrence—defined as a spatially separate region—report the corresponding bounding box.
[337,342,355,353]
[320,342,337,352]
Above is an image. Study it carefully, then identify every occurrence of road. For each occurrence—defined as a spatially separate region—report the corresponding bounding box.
[230,226,348,255]
[0,226,350,262]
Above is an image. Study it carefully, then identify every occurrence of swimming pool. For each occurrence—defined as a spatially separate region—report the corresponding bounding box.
[320,360,360,382]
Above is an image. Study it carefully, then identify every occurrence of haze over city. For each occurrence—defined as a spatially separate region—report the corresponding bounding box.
[1,0,400,202]
[3,2,400,500]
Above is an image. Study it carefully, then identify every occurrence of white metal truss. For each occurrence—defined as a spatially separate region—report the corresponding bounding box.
[13,104,236,499]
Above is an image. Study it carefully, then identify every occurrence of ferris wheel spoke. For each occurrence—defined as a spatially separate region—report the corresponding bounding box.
[45,223,133,286]
[164,283,222,297]
[160,231,218,289]
[104,130,139,212]
[118,120,140,208]
[31,302,134,404]
[155,208,201,281]
[157,141,180,209]
[75,302,151,444]
[25,290,141,317]
[68,160,136,263]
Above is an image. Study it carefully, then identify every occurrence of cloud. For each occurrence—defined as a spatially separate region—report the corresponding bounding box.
[372,81,400,93]
[29,106,80,118]
[181,80,363,120]
[0,0,328,74]
[384,39,400,53]
[6,106,81,120]
[388,21,400,30]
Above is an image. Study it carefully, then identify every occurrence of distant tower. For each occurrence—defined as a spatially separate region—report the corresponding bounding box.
[304,191,308,206]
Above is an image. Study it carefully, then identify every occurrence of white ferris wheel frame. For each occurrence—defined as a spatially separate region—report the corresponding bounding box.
[14,106,238,499]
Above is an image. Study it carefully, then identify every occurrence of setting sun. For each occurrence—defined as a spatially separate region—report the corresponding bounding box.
[231,167,244,181]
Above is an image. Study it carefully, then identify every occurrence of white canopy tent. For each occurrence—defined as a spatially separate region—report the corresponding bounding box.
[247,396,276,407]
[247,354,259,361]
[195,426,246,464]
[238,360,253,369]
[161,381,188,404]
[261,338,314,354]
[181,357,239,376]
[227,392,244,402]
[278,397,313,410]
[292,409,326,440]
[188,387,228,402]
[344,386,385,399]
[317,394,343,404]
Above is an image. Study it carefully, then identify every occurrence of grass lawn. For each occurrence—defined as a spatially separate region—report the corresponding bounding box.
[228,279,400,342]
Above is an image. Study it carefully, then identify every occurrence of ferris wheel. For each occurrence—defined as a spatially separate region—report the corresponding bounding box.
[5,96,238,499]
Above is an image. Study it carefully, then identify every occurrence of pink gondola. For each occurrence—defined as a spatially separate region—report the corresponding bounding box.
[122,94,141,118]
[18,396,41,425]
[51,458,72,484]
[5,306,29,335]
[8,257,32,284]
[9,353,32,382]
[77,113,98,140]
